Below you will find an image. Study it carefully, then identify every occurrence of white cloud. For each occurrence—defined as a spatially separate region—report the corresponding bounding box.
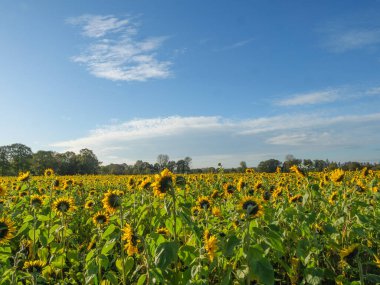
[51,113,380,166]
[366,86,380,95]
[277,89,339,106]
[68,14,171,81]
[216,38,254,51]
[322,28,380,52]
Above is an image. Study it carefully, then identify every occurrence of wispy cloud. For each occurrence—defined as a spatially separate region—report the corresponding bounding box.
[276,85,380,107]
[215,38,253,51]
[68,14,171,81]
[276,89,340,106]
[320,17,380,53]
[51,113,380,166]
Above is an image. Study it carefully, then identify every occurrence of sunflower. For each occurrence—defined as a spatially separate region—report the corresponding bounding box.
[23,260,46,273]
[152,169,173,197]
[31,195,44,208]
[211,207,221,217]
[289,194,303,204]
[156,227,170,236]
[44,168,54,177]
[331,169,345,183]
[239,197,263,218]
[140,178,152,190]
[328,191,338,205]
[20,239,33,259]
[87,238,96,251]
[18,171,30,182]
[211,189,220,199]
[245,168,254,174]
[0,217,16,244]
[85,200,95,209]
[102,190,123,213]
[204,229,218,262]
[52,197,75,216]
[197,196,211,210]
[340,244,359,261]
[92,211,110,227]
[0,185,6,196]
[237,178,247,192]
[290,165,306,178]
[122,223,139,256]
[374,255,380,269]
[223,183,236,197]
[191,206,201,217]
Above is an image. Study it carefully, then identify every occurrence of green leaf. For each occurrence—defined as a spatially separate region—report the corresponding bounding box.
[248,247,274,285]
[105,271,118,285]
[137,274,146,285]
[23,214,34,223]
[16,222,29,237]
[51,254,66,269]
[28,229,40,242]
[86,249,95,262]
[154,241,179,271]
[37,214,50,221]
[37,247,49,262]
[115,257,134,276]
[101,239,116,255]
[102,224,116,239]
[224,235,240,257]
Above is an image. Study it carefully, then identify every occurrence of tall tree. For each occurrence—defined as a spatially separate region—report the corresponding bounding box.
[8,143,33,174]
[257,159,281,173]
[78,148,100,174]
[31,150,59,175]
[157,154,169,171]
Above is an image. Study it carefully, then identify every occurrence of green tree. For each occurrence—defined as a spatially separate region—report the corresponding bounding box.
[257,159,281,173]
[31,150,59,175]
[78,148,100,174]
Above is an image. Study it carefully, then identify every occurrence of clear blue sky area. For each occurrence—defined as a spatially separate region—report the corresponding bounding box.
[1,0,380,167]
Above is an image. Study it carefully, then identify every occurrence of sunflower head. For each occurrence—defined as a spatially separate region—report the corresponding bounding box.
[197,196,211,210]
[191,206,201,217]
[0,185,7,196]
[289,194,303,204]
[340,244,359,261]
[245,168,254,174]
[31,195,44,208]
[92,211,110,227]
[52,197,75,216]
[102,190,123,213]
[85,200,95,209]
[0,217,16,245]
[153,169,174,197]
[331,169,345,183]
[23,260,46,273]
[240,197,263,218]
[156,227,170,236]
[329,191,338,205]
[44,168,54,177]
[18,171,30,182]
[223,183,236,197]
[203,229,218,262]
[290,165,306,178]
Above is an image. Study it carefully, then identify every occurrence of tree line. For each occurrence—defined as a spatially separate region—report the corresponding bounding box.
[0,143,379,176]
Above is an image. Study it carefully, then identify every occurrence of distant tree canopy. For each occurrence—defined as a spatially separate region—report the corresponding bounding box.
[0,145,379,176]
[0,143,101,176]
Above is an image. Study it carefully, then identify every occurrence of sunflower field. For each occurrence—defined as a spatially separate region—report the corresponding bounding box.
[0,167,379,285]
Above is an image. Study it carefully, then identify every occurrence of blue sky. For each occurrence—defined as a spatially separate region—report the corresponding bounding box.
[1,0,380,168]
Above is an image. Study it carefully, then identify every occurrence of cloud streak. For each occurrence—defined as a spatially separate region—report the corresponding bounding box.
[68,14,171,81]
[276,89,340,106]
[51,113,380,166]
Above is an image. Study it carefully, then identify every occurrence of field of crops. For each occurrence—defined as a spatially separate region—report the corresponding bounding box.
[0,167,379,284]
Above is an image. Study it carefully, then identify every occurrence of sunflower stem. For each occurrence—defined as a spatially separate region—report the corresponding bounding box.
[119,205,126,285]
